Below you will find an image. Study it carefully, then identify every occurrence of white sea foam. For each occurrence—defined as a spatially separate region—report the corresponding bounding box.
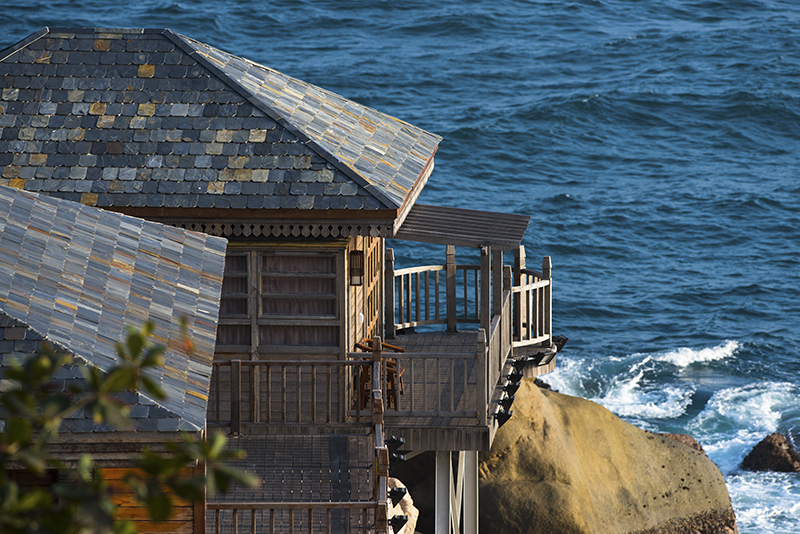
[653,340,739,368]
[597,364,693,420]
[691,382,795,435]
[689,382,797,474]
[727,471,800,534]
[548,353,694,420]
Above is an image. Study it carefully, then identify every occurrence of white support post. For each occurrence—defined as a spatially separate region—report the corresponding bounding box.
[464,451,479,534]
[435,451,452,534]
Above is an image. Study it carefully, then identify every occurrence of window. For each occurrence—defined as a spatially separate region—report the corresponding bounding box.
[216,248,341,353]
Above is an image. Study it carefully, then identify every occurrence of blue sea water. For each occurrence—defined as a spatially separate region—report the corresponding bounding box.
[2,1,799,531]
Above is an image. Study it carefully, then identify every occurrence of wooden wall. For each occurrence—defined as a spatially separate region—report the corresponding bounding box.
[106,465,205,534]
[8,465,205,534]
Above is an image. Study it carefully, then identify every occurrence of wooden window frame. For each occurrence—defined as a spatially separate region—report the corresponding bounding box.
[216,243,347,357]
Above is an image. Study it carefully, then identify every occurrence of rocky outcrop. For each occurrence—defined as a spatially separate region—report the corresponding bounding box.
[479,379,737,534]
[740,433,800,472]
[655,433,706,454]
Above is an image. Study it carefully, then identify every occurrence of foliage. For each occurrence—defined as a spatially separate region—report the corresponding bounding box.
[0,321,257,534]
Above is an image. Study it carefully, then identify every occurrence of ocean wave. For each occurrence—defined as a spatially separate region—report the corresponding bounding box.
[689,382,797,448]
[653,340,738,368]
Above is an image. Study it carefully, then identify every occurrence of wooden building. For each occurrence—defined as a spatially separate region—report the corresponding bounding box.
[0,27,559,533]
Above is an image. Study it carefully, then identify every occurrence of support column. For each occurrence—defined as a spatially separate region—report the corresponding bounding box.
[435,451,452,534]
[464,451,479,534]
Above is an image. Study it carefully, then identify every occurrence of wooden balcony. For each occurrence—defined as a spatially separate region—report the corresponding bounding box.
[207,245,556,452]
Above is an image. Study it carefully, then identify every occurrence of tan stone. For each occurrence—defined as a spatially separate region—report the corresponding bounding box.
[479,380,736,534]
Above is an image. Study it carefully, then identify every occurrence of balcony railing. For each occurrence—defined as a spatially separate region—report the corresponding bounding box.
[386,245,552,351]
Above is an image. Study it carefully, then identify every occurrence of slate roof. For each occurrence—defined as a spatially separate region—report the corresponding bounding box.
[0,184,227,432]
[0,28,441,215]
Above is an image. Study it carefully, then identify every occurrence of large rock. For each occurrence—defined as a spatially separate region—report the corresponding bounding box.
[740,432,800,472]
[479,380,737,534]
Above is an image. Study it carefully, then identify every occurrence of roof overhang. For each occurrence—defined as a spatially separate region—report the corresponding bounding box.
[392,204,530,251]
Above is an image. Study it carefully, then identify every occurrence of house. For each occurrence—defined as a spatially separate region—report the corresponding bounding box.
[0,27,559,533]
[0,183,226,533]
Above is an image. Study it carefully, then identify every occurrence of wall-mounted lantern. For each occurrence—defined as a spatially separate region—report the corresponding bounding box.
[349,250,364,286]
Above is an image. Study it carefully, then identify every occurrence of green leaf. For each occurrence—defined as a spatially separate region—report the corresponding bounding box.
[5,417,31,445]
[140,375,166,400]
[144,485,172,522]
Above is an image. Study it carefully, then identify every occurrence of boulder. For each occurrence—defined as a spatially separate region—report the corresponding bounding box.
[740,433,800,472]
[479,379,737,534]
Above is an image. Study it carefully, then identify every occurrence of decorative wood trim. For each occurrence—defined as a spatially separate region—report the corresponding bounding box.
[160,220,394,239]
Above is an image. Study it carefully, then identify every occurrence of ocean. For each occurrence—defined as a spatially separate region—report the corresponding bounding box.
[2,0,799,531]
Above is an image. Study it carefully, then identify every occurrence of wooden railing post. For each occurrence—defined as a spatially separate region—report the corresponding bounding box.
[231,359,241,435]
[480,247,491,333]
[477,329,487,426]
[513,246,525,341]
[385,249,396,339]
[503,266,513,357]
[543,256,552,346]
[492,249,503,318]
[446,245,457,332]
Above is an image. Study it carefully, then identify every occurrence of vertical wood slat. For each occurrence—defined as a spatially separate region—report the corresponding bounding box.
[544,256,552,344]
[266,365,272,423]
[327,366,332,423]
[424,271,430,321]
[398,273,405,327]
[410,359,415,412]
[231,360,241,434]
[297,366,302,423]
[446,245,456,331]
[463,265,469,318]
[450,359,455,411]
[415,272,421,323]
[214,367,221,424]
[385,248,395,339]
[251,352,259,424]
[436,358,441,412]
[480,247,491,333]
[492,249,503,318]
[435,270,440,321]
[312,366,317,424]
[472,269,481,320]
[282,365,287,424]
[405,274,412,324]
